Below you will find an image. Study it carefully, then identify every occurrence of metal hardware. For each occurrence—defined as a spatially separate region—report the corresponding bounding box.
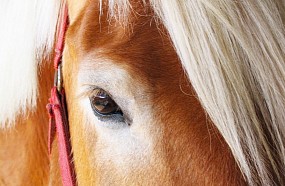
[54,63,63,92]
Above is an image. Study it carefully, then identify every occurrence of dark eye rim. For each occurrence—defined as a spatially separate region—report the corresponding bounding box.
[89,88,125,122]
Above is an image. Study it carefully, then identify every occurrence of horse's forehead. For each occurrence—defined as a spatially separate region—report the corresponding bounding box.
[66,0,181,85]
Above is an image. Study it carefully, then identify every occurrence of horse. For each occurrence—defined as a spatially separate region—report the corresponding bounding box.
[1,0,285,185]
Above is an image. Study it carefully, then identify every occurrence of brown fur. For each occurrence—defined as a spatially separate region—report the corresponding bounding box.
[62,0,246,185]
[0,61,53,185]
[0,0,246,185]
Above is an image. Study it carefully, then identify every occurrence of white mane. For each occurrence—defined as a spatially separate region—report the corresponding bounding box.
[0,0,60,127]
[150,1,285,185]
[107,0,285,185]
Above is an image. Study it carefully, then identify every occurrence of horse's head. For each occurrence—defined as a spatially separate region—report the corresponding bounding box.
[57,0,244,184]
[1,0,285,185]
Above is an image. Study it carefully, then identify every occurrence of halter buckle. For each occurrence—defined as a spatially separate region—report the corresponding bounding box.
[54,63,63,92]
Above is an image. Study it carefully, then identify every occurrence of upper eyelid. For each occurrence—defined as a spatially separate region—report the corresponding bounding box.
[76,84,102,100]
[77,85,119,105]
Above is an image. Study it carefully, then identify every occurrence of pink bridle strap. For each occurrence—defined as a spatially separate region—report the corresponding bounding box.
[47,88,76,186]
[46,1,77,186]
[53,1,69,69]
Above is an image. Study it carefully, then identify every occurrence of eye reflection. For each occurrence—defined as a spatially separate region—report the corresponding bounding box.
[89,88,123,116]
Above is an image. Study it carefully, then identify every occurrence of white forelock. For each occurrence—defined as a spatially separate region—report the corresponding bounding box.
[0,0,60,127]
[105,0,285,185]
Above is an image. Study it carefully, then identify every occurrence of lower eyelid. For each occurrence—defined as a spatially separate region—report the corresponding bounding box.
[91,105,126,123]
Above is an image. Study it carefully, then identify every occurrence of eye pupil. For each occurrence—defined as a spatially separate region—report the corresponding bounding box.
[90,89,121,115]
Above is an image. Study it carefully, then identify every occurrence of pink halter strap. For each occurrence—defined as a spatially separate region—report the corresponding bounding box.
[46,1,77,186]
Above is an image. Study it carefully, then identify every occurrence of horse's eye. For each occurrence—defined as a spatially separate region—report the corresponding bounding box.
[90,88,122,116]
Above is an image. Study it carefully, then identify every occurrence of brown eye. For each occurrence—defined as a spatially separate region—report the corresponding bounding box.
[90,89,122,116]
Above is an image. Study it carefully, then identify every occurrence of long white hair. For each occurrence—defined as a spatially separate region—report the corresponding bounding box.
[107,0,285,185]
[0,0,60,126]
[1,0,284,185]
[149,0,285,185]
